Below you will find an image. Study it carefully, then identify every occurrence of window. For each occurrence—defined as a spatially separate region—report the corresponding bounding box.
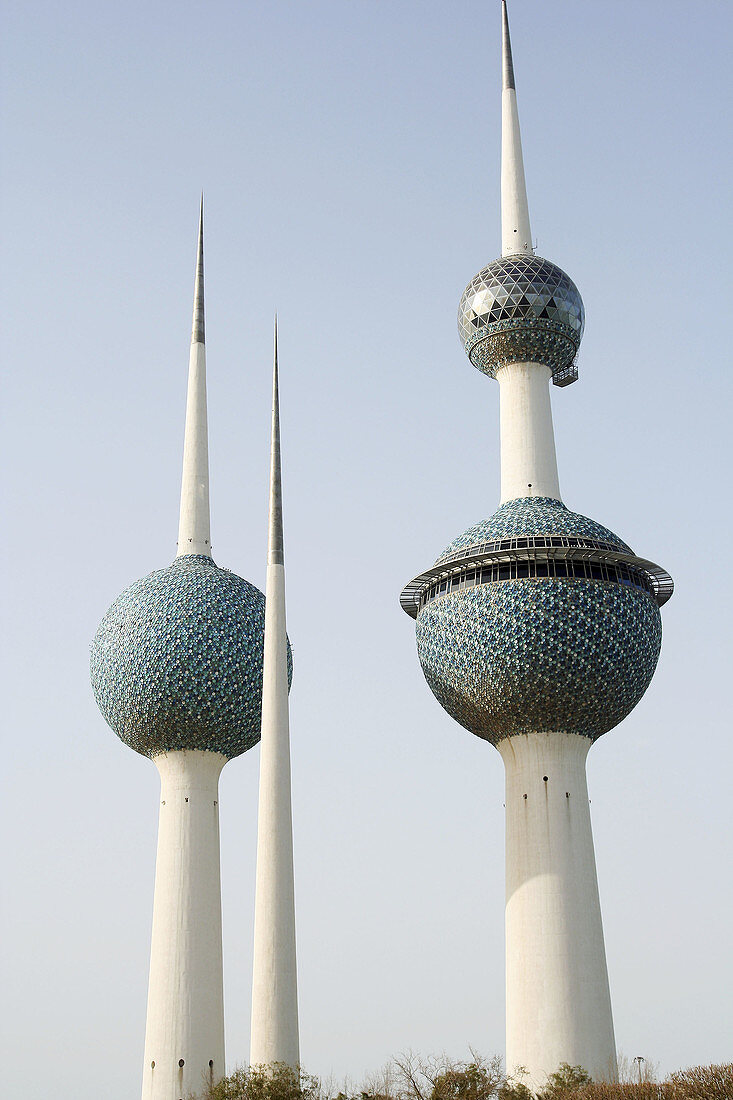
[417,553,653,612]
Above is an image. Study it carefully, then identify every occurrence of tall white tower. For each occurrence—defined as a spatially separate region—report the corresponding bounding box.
[250,322,300,1069]
[401,3,673,1088]
[91,202,270,1100]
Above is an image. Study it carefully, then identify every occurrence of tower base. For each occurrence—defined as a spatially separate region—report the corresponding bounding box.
[498,732,617,1088]
[142,750,227,1100]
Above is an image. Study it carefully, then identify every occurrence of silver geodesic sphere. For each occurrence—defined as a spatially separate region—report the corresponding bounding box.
[458,254,584,383]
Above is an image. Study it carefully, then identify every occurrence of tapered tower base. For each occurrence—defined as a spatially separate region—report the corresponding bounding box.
[142,750,227,1100]
[498,733,617,1088]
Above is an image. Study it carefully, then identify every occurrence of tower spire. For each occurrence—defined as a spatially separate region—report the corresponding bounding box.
[501,0,515,90]
[268,317,284,566]
[191,194,205,345]
[250,318,299,1070]
[501,1,533,256]
[177,196,212,557]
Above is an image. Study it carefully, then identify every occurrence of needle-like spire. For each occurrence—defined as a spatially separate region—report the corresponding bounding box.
[501,1,533,255]
[177,196,212,557]
[250,316,300,1069]
[268,317,284,566]
[501,0,515,89]
[191,194,205,345]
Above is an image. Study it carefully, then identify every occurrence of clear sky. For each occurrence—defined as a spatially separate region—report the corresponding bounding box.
[2,1,732,1097]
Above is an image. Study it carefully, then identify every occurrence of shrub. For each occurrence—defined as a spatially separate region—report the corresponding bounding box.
[666,1063,733,1100]
[571,1085,667,1099]
[197,1056,733,1100]
[201,1062,322,1100]
[536,1065,593,1098]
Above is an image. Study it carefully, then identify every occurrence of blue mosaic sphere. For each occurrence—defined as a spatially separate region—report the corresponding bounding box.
[90,554,292,759]
[458,255,584,380]
[415,498,661,744]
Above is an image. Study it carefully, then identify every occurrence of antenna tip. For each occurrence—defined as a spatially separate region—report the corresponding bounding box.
[192,203,205,345]
[501,0,515,90]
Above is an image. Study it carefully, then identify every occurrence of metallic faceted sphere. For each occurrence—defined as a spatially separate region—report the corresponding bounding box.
[458,254,584,380]
[414,498,661,744]
[90,554,292,759]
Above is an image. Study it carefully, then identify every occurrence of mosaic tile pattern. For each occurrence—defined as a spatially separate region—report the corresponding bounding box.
[437,497,631,563]
[90,554,292,759]
[415,578,661,744]
[458,254,584,379]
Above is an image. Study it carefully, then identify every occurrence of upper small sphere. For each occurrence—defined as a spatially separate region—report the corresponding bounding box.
[458,254,584,379]
[90,554,291,759]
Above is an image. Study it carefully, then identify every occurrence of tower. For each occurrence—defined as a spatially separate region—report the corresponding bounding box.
[400,4,673,1087]
[90,203,284,1100]
[250,321,300,1069]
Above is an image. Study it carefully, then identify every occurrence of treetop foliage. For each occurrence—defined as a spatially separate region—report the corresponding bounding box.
[197,1056,733,1100]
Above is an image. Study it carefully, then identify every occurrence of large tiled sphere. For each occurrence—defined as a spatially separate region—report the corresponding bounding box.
[90,554,292,759]
[415,499,661,744]
[458,254,584,378]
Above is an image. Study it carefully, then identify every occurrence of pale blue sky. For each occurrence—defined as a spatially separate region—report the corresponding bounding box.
[2,2,732,1097]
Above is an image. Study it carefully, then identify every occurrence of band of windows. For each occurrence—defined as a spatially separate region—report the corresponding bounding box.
[439,534,623,565]
[418,556,654,611]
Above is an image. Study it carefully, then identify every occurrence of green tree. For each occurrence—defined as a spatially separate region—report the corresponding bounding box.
[201,1062,322,1100]
[430,1059,506,1100]
[392,1052,506,1100]
[497,1079,533,1100]
[536,1064,592,1099]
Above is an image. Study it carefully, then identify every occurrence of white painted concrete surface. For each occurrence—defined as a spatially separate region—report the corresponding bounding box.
[250,560,299,1069]
[177,203,211,559]
[501,3,532,257]
[496,361,561,504]
[501,88,532,256]
[177,339,211,558]
[250,337,299,1070]
[498,733,617,1088]
[142,750,227,1100]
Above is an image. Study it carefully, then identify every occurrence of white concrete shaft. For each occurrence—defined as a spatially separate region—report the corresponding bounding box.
[250,562,299,1066]
[177,339,212,557]
[496,361,561,503]
[142,751,226,1100]
[250,561,299,1068]
[501,84,532,256]
[498,733,617,1087]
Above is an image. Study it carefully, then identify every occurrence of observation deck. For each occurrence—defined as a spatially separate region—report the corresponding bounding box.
[400,533,674,619]
[458,254,584,385]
